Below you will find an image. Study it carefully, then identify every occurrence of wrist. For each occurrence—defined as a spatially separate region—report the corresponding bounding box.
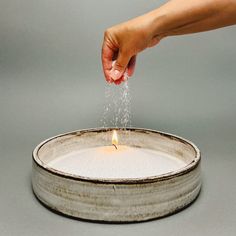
[144,9,170,40]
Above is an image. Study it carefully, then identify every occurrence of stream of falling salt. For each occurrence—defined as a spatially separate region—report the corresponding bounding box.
[101,80,131,129]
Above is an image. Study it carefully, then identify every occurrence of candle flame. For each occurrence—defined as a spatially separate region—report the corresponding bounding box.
[112,130,118,146]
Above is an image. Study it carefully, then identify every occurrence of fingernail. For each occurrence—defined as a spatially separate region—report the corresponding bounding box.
[110,69,122,81]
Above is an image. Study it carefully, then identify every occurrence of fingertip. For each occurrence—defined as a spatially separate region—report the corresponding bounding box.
[114,78,123,85]
[110,68,122,81]
[127,68,134,77]
[106,76,113,84]
[104,69,113,83]
[114,80,121,85]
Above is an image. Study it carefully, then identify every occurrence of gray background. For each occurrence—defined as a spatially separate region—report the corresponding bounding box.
[0,0,236,235]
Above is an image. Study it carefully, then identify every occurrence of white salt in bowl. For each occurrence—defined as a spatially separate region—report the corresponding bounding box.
[32,128,201,222]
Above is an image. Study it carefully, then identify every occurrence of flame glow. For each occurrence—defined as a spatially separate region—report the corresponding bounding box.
[112,130,118,146]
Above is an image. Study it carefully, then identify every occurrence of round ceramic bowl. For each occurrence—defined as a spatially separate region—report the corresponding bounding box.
[32,128,201,222]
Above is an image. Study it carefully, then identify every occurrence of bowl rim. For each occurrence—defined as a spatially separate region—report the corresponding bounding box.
[32,127,201,184]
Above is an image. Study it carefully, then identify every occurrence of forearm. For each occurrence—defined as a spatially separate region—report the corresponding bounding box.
[148,0,236,38]
[102,0,236,83]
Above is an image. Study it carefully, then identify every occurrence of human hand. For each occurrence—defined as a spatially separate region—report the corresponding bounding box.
[102,14,161,85]
[102,0,236,85]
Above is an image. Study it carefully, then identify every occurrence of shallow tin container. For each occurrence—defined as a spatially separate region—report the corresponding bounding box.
[32,128,201,222]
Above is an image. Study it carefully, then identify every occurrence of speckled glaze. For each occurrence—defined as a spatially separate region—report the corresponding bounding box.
[32,128,201,222]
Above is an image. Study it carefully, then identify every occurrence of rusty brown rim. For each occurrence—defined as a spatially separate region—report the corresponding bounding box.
[32,128,201,184]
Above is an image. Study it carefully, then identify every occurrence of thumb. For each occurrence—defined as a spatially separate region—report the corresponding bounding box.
[110,50,131,81]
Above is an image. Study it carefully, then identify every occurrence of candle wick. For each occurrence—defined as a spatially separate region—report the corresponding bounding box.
[112,144,118,150]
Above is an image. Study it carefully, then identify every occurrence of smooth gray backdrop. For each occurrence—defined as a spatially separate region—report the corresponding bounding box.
[0,0,235,235]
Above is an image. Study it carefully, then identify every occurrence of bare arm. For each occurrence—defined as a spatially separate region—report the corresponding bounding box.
[102,0,236,84]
